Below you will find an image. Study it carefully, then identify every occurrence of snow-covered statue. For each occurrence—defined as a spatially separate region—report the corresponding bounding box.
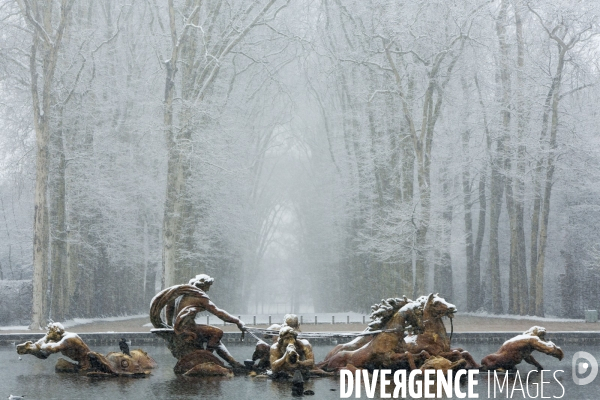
[251,313,301,371]
[16,322,157,376]
[481,326,564,371]
[317,293,479,372]
[267,313,301,336]
[269,326,316,377]
[149,273,246,376]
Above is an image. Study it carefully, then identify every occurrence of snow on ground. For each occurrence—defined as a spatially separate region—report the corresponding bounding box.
[458,311,584,323]
[0,314,148,331]
[60,314,148,328]
[0,326,28,331]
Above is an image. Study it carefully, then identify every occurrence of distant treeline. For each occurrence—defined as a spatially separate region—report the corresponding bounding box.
[0,0,599,326]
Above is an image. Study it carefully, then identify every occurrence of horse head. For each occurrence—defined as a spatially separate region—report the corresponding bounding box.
[423,293,457,320]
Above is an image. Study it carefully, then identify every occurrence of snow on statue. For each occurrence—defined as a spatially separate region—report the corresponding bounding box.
[16,322,156,376]
[149,273,246,376]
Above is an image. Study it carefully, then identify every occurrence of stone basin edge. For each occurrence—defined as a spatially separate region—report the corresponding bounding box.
[1,331,600,347]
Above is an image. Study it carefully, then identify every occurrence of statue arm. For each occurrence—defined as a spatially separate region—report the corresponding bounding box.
[530,338,564,360]
[524,354,544,370]
[16,337,64,359]
[297,341,315,368]
[204,299,245,330]
[270,346,287,372]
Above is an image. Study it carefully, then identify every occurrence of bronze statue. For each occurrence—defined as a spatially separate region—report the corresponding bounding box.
[269,326,316,377]
[16,323,156,376]
[320,297,412,367]
[266,313,301,337]
[317,294,479,372]
[420,356,466,374]
[150,273,246,376]
[250,313,301,370]
[318,296,422,372]
[401,294,480,369]
[481,326,564,371]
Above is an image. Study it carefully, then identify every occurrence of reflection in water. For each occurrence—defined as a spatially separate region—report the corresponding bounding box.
[151,374,229,398]
[268,377,316,397]
[1,343,598,399]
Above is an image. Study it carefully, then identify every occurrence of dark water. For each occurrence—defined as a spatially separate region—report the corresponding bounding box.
[1,342,598,399]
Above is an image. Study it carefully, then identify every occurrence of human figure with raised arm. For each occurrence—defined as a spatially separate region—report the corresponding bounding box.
[150,273,246,370]
[269,326,315,377]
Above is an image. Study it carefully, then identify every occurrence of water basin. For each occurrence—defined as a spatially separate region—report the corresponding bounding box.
[0,342,597,399]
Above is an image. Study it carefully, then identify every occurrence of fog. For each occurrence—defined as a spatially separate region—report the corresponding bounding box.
[0,0,599,328]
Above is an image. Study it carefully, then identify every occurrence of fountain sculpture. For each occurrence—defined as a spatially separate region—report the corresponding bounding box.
[149,274,246,376]
[249,313,300,371]
[269,326,316,377]
[481,326,565,371]
[16,322,156,376]
[15,288,565,385]
[317,293,480,372]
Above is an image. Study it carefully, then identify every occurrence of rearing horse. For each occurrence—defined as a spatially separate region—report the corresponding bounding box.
[317,295,434,372]
[318,296,413,368]
[316,304,424,372]
[402,294,479,369]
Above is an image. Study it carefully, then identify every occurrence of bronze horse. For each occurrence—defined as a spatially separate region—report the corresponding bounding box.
[401,294,480,369]
[318,297,418,369]
[317,294,479,372]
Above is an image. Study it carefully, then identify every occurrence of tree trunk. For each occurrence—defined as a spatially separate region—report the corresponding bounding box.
[473,74,490,312]
[400,127,414,297]
[434,168,453,301]
[496,0,525,316]
[535,46,566,316]
[460,78,479,311]
[488,151,505,314]
[473,170,486,308]
[23,0,74,329]
[161,93,183,288]
[161,0,194,288]
[50,116,68,321]
[514,2,529,315]
[487,0,511,315]
[31,99,50,329]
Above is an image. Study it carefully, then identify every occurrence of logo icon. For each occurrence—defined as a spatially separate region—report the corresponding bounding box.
[572,351,598,385]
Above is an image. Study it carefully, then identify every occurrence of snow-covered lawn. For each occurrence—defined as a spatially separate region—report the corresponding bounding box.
[457,311,584,323]
[0,314,148,331]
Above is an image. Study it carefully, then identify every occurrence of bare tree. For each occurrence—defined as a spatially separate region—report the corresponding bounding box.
[15,0,75,329]
[160,0,289,288]
[528,2,598,316]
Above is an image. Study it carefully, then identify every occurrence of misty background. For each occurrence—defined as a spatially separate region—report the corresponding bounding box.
[0,0,599,328]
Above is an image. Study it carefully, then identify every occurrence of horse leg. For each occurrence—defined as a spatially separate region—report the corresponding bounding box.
[450,359,467,370]
[439,350,461,362]
[321,350,353,371]
[404,352,417,370]
[439,350,480,369]
[343,363,361,375]
[396,350,429,370]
